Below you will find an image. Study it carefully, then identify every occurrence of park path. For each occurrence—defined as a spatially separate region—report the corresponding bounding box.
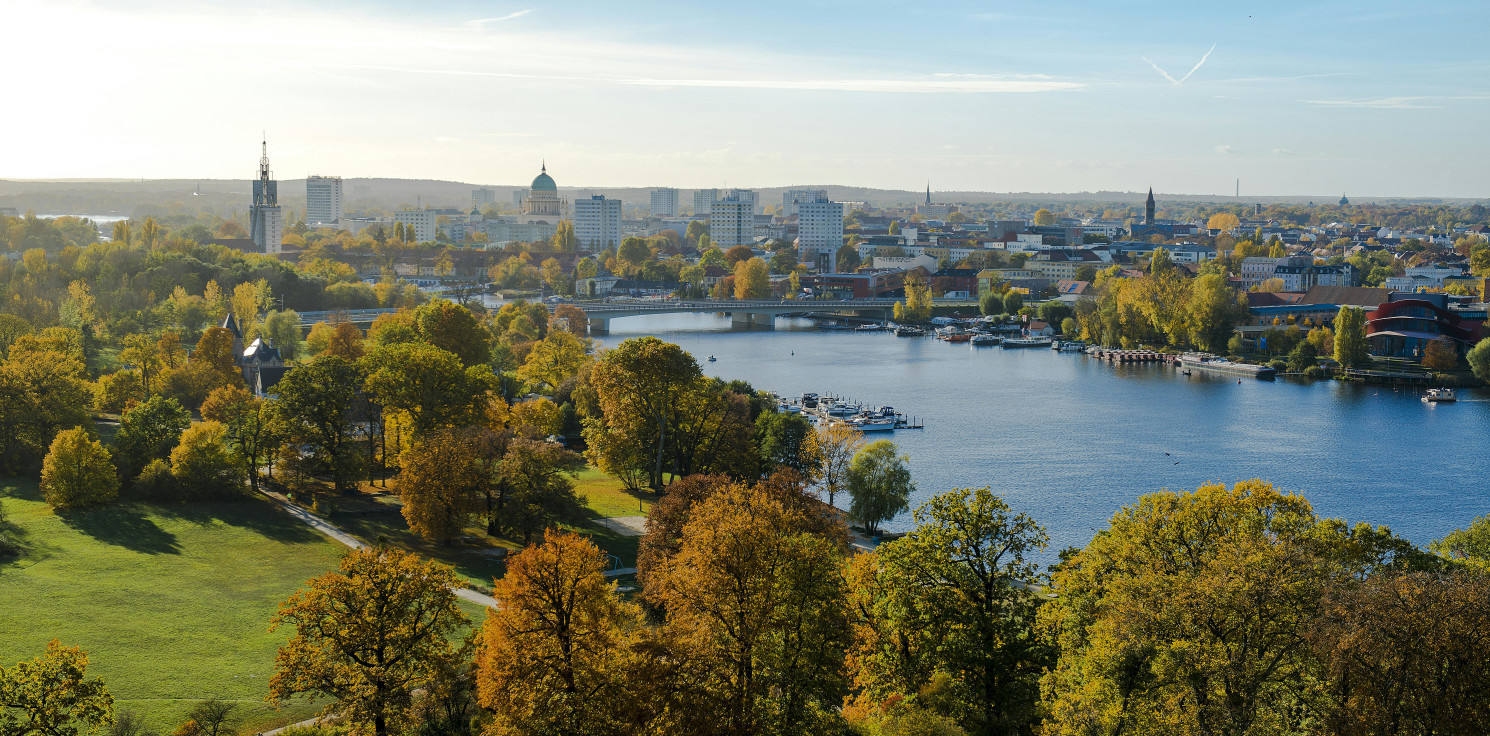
[256,489,502,610]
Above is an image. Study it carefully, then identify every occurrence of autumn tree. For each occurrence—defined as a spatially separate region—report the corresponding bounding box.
[894,271,933,323]
[733,257,770,300]
[200,385,276,494]
[0,641,114,736]
[1206,212,1241,232]
[41,428,118,510]
[550,305,588,337]
[810,423,864,507]
[325,322,366,361]
[362,343,495,440]
[848,488,1049,735]
[495,439,583,544]
[271,356,363,491]
[1032,209,1055,226]
[1423,335,1458,371]
[515,330,591,393]
[1334,305,1370,367]
[270,547,468,736]
[649,481,852,734]
[413,300,492,367]
[0,341,90,473]
[112,396,190,478]
[260,310,303,362]
[168,422,241,499]
[476,530,641,736]
[847,440,913,535]
[585,337,702,490]
[396,429,485,545]
[635,474,734,602]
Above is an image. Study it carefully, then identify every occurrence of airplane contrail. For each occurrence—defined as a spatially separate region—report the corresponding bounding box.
[1141,43,1217,86]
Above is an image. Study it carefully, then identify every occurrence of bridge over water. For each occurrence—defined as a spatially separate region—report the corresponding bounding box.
[296,297,979,334]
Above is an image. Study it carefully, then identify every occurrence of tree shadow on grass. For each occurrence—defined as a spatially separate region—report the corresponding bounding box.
[149,497,322,545]
[58,503,181,555]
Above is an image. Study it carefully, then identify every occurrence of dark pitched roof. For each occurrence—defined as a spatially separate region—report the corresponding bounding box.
[221,313,242,338]
[1298,285,1388,308]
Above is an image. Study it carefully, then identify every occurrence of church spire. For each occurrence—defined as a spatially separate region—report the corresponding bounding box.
[926,182,931,205]
[1145,187,1155,225]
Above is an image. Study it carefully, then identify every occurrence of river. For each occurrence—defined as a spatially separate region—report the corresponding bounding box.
[594,313,1490,560]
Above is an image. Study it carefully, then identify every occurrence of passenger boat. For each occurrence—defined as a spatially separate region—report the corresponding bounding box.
[1423,387,1457,403]
[970,334,1001,346]
[1002,337,1053,348]
[855,323,887,332]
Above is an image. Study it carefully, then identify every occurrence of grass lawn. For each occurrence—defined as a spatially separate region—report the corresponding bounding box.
[0,477,349,734]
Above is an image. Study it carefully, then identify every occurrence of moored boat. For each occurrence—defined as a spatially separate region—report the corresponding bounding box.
[970,334,1001,346]
[1003,337,1053,348]
[1423,387,1457,403]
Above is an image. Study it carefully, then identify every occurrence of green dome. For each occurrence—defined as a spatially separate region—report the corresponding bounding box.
[531,166,557,192]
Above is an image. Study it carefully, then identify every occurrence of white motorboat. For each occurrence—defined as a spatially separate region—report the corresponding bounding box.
[970,334,1001,346]
[1423,387,1457,403]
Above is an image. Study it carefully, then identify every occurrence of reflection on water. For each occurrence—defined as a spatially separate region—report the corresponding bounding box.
[595,312,1490,560]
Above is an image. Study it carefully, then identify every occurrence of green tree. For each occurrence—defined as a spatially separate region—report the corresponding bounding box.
[848,487,1049,735]
[0,640,114,736]
[0,344,90,474]
[413,300,492,367]
[200,385,276,494]
[550,221,579,252]
[1287,339,1318,373]
[496,439,584,544]
[112,396,190,478]
[978,292,1003,317]
[847,440,914,535]
[271,356,363,492]
[755,410,821,481]
[41,428,118,510]
[270,548,468,736]
[1430,514,1490,569]
[362,343,495,440]
[515,330,591,393]
[1334,305,1370,367]
[260,310,304,362]
[584,337,702,490]
[169,422,241,499]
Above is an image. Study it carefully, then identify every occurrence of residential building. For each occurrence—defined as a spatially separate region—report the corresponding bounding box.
[649,188,679,217]
[574,195,622,251]
[726,188,757,215]
[472,187,496,207]
[249,140,283,254]
[710,194,754,249]
[1273,263,1353,292]
[692,189,719,216]
[305,175,343,225]
[782,188,828,217]
[796,195,843,272]
[394,209,438,242]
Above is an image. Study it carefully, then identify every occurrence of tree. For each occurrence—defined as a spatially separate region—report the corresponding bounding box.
[847,440,913,535]
[189,327,242,390]
[169,422,241,499]
[551,305,589,337]
[618,237,651,271]
[0,344,90,474]
[112,396,190,478]
[476,530,640,736]
[895,271,933,323]
[496,439,583,544]
[635,474,734,600]
[1032,209,1055,226]
[811,424,864,507]
[172,700,237,736]
[260,311,303,362]
[584,337,702,490]
[1467,337,1490,384]
[413,300,492,367]
[550,221,579,252]
[1287,339,1318,373]
[271,356,363,492]
[1430,513,1490,568]
[724,245,754,265]
[0,640,114,736]
[200,385,275,494]
[1334,305,1370,367]
[269,547,468,736]
[325,323,366,361]
[837,244,861,272]
[515,330,591,393]
[41,429,117,510]
[1207,212,1241,232]
[396,429,485,545]
[230,281,270,338]
[362,343,495,440]
[650,481,852,734]
[755,411,821,481]
[978,292,1003,317]
[848,488,1049,735]
[1423,335,1458,371]
[91,371,144,415]
[733,257,770,300]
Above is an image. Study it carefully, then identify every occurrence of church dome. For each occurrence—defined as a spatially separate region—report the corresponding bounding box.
[531,164,557,193]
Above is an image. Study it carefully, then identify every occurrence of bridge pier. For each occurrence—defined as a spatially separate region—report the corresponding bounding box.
[588,318,610,335]
[752,313,775,330]
[730,312,754,328]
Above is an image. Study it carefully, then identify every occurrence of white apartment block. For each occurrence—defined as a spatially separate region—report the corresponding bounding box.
[782,188,828,217]
[692,189,719,216]
[710,195,754,249]
[726,188,757,215]
[796,196,843,272]
[574,195,622,251]
[472,187,496,207]
[649,188,679,217]
[305,175,344,225]
[394,209,438,242]
[250,205,283,254]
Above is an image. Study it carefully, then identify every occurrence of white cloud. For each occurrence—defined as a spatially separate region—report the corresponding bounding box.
[465,10,535,29]
[1273,148,1295,156]
[1215,145,1236,154]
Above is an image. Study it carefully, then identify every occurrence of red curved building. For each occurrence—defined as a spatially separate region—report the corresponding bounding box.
[1365,293,1481,358]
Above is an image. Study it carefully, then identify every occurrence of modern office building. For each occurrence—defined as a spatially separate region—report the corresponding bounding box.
[574,195,622,251]
[249,140,283,254]
[796,195,844,272]
[710,193,755,249]
[394,209,438,242]
[650,187,679,217]
[692,188,719,216]
[305,175,344,225]
[782,188,828,217]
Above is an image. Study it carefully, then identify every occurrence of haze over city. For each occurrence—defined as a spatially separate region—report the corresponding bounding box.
[8,0,1490,197]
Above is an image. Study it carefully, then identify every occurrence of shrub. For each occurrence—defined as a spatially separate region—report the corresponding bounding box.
[1268,358,1288,372]
[41,428,119,510]
[133,458,179,499]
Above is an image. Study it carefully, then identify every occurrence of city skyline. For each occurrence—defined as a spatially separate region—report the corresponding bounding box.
[6,0,1490,197]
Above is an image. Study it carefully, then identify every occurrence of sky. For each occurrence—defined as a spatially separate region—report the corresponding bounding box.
[6,0,1490,197]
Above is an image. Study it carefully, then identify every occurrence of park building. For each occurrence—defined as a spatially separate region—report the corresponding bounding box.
[305,175,343,225]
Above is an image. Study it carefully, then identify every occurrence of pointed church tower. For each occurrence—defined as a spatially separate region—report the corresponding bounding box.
[1145,187,1156,225]
[926,183,932,206]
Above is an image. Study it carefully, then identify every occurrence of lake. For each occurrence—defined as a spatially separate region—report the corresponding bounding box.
[595,313,1490,560]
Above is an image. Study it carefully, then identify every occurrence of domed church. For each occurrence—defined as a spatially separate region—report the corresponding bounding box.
[519,162,568,224]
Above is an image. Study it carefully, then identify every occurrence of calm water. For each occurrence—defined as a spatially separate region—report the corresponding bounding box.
[597,313,1490,559]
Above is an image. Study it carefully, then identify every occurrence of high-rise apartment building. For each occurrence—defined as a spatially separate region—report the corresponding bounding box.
[725,188,757,215]
[796,195,844,273]
[710,193,754,249]
[472,187,496,207]
[692,188,719,216]
[305,175,343,225]
[650,188,679,217]
[249,140,283,254]
[782,188,827,217]
[394,210,438,243]
[574,195,621,251]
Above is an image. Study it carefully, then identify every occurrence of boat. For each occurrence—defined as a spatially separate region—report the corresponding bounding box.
[936,327,973,343]
[1002,337,1053,348]
[894,326,926,337]
[970,334,1001,346]
[822,401,859,417]
[1177,353,1276,380]
[800,393,819,409]
[707,355,716,362]
[1423,387,1457,403]
[1056,340,1086,352]
[855,323,887,332]
[837,410,896,431]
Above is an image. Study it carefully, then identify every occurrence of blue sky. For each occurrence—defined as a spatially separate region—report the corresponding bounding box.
[7,0,1489,196]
